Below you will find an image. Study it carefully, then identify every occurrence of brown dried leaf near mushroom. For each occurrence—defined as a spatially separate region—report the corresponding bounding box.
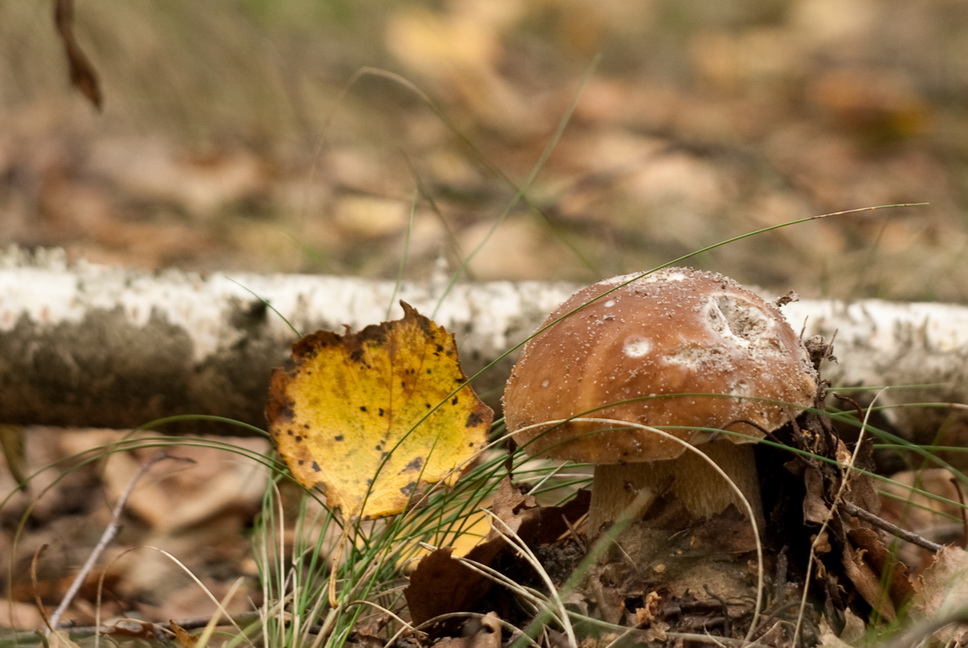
[502,266,818,533]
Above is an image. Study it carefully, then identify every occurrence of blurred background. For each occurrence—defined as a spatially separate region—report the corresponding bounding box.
[1,0,967,301]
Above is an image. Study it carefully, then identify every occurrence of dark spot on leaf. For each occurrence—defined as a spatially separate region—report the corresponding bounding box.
[451,397,459,406]
[466,411,485,428]
[312,462,321,472]
[404,457,424,472]
[360,405,367,412]
[350,348,365,363]
[425,403,431,409]
[272,402,295,421]
[294,435,303,443]
[400,481,418,496]
[334,435,344,442]
[378,408,385,416]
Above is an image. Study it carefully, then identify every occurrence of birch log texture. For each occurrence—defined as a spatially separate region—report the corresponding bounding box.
[1,246,966,441]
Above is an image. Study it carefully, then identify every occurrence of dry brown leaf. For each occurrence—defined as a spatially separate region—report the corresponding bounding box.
[818,609,867,647]
[771,405,917,626]
[848,527,913,607]
[169,620,199,647]
[803,466,832,525]
[405,545,499,626]
[433,612,503,648]
[879,469,965,571]
[404,483,589,626]
[486,476,538,540]
[840,544,896,621]
[910,546,968,645]
[54,0,103,110]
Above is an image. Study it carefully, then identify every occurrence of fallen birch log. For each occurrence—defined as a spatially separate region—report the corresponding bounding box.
[1,246,966,441]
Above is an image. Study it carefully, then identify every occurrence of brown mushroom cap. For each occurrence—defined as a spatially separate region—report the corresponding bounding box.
[503,267,818,463]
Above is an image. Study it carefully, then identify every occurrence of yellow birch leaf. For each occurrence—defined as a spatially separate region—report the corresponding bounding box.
[401,500,492,570]
[266,302,493,519]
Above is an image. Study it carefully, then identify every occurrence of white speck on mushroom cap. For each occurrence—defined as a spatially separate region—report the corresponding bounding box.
[502,266,818,464]
[623,336,652,358]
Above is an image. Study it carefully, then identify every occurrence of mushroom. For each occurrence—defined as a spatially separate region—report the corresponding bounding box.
[502,267,818,533]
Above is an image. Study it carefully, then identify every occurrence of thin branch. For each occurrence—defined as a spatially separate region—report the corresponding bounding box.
[840,500,945,553]
[31,545,52,631]
[32,611,264,642]
[47,452,187,632]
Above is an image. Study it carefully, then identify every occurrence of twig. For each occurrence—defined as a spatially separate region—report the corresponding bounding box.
[46,452,186,632]
[31,611,264,641]
[31,545,53,631]
[949,476,968,548]
[840,500,945,552]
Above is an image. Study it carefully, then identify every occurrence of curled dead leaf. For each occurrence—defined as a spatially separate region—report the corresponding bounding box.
[404,480,589,626]
[909,546,968,645]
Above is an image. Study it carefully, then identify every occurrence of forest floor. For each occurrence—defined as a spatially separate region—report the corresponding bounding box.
[1,1,967,644]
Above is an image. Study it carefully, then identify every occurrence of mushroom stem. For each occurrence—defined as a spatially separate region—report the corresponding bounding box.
[587,440,764,535]
[662,440,763,522]
[588,463,659,534]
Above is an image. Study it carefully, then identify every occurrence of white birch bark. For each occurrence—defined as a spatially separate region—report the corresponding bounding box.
[1,246,966,441]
